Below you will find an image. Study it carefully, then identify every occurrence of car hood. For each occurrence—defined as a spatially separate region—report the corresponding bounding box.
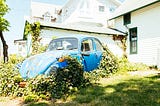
[19,50,74,79]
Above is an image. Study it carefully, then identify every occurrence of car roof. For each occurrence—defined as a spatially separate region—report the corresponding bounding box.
[56,35,95,40]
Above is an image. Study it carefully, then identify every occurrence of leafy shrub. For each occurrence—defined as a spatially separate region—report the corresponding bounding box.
[24,94,39,103]
[21,56,88,101]
[98,45,119,76]
[36,44,48,54]
[8,54,24,64]
[84,70,102,83]
[118,57,148,73]
[0,54,24,96]
[84,45,119,82]
[0,54,88,101]
[26,75,54,99]
[148,65,158,70]
[0,50,149,102]
[96,45,118,77]
[52,56,86,99]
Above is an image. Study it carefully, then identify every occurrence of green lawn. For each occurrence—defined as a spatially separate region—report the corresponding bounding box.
[1,70,160,106]
[27,70,160,106]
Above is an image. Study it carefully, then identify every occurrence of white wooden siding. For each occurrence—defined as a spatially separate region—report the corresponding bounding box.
[113,2,160,67]
[40,28,123,56]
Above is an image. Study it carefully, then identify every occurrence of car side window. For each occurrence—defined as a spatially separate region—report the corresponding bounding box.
[94,39,103,51]
[81,39,93,52]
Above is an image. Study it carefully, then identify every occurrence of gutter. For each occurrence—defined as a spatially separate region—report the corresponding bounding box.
[109,28,127,35]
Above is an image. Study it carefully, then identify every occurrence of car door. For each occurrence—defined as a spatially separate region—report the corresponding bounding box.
[81,38,96,71]
[93,38,103,68]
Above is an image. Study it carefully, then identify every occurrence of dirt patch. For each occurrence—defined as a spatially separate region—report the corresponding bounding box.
[128,70,160,77]
[0,97,24,106]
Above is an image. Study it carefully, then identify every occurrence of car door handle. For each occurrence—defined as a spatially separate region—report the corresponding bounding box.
[81,52,90,56]
[95,53,98,58]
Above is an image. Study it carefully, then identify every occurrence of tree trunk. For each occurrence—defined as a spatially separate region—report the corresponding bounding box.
[0,31,8,63]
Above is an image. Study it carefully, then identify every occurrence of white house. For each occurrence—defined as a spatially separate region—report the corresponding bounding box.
[30,0,121,26]
[39,0,125,55]
[109,0,160,67]
[18,0,125,57]
[14,39,27,57]
[31,2,62,23]
[58,0,121,27]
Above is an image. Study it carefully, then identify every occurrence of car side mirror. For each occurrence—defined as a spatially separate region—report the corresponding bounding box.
[81,52,90,56]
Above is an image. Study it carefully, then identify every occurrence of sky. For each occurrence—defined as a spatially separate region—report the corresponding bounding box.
[119,0,125,2]
[33,0,124,4]
[3,0,68,54]
[33,0,68,5]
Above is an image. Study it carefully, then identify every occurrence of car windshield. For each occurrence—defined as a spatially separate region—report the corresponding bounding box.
[47,37,78,51]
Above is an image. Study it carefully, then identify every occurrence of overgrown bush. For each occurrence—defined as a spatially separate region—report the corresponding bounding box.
[24,56,87,101]
[52,56,86,99]
[0,51,149,102]
[84,45,148,82]
[25,75,54,97]
[84,45,119,82]
[38,44,48,53]
[98,45,119,76]
[0,54,24,96]
[87,45,118,81]
[24,94,39,103]
[84,70,102,83]
[0,55,87,100]
[118,57,148,73]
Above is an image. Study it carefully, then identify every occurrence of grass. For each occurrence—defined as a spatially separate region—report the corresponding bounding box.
[28,71,160,106]
[69,73,160,106]
[1,70,160,106]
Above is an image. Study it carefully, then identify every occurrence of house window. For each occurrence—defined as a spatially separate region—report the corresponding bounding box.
[109,5,116,12]
[123,13,131,25]
[129,27,137,54]
[99,6,105,12]
[109,7,115,12]
[43,11,52,22]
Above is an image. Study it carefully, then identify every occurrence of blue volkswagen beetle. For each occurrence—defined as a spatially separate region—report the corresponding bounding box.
[19,35,103,79]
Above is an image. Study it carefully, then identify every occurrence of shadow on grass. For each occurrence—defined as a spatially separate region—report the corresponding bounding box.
[72,74,160,106]
[27,75,160,106]
[27,102,49,106]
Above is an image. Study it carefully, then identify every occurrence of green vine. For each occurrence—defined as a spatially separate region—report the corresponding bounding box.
[121,36,127,58]
[24,21,41,55]
[113,35,127,58]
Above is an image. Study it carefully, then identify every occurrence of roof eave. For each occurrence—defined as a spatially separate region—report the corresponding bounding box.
[40,24,125,36]
[109,1,160,20]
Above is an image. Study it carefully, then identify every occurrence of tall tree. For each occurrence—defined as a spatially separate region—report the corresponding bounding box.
[0,0,9,63]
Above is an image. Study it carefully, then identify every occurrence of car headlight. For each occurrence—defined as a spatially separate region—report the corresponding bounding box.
[49,66,58,75]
